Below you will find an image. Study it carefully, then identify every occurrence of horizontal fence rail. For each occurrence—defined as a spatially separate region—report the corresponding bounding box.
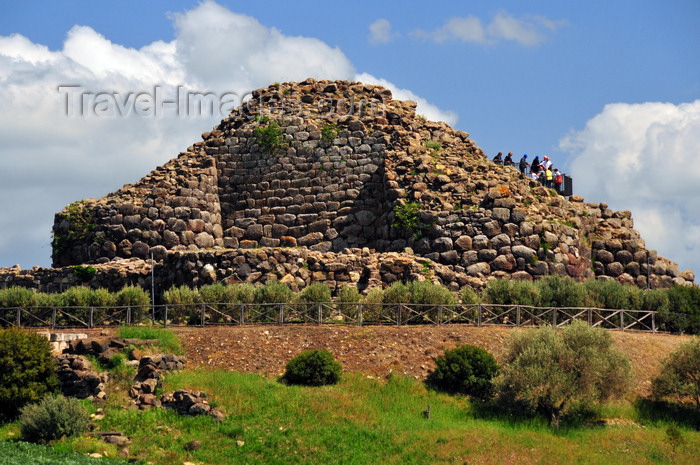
[0,303,663,333]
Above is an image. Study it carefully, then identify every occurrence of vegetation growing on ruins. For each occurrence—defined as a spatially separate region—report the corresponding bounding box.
[392,202,426,239]
[253,115,287,154]
[51,200,96,261]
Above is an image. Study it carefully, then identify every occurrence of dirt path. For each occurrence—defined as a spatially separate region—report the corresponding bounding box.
[169,324,692,395]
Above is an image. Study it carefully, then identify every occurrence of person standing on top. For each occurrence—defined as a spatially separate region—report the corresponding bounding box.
[545,166,553,187]
[504,152,514,166]
[493,152,503,164]
[542,156,553,171]
[553,168,563,193]
[519,154,529,174]
[530,156,541,174]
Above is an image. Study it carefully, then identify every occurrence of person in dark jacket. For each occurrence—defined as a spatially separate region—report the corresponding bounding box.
[493,152,503,164]
[519,154,529,174]
[530,156,541,174]
[504,152,514,166]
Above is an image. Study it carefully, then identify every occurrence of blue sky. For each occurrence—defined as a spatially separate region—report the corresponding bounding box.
[0,0,698,275]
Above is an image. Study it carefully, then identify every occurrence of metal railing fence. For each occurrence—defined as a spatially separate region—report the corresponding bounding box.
[0,302,661,333]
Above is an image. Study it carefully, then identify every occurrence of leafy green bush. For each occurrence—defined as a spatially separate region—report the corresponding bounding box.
[0,328,59,420]
[282,349,342,386]
[164,285,201,324]
[484,279,539,306]
[583,280,641,309]
[664,286,700,334]
[255,281,294,304]
[459,286,480,305]
[382,282,412,304]
[496,321,633,428]
[536,275,587,308]
[231,283,257,304]
[426,345,499,399]
[0,286,37,308]
[295,283,333,320]
[408,281,457,305]
[651,337,700,412]
[360,288,385,322]
[336,285,362,320]
[251,281,293,322]
[114,285,151,323]
[19,394,90,443]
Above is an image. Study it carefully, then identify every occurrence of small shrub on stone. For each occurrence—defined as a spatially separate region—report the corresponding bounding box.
[426,345,499,399]
[0,328,59,420]
[282,349,342,386]
[19,394,90,443]
[392,202,424,239]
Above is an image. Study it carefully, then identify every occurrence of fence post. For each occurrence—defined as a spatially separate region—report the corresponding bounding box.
[588,308,592,326]
[127,307,132,326]
[357,303,363,326]
[52,308,57,330]
[163,305,168,328]
[279,303,284,325]
[516,305,521,327]
[620,310,624,332]
[652,312,656,333]
[16,308,21,327]
[477,304,482,327]
[438,305,442,325]
[89,308,94,329]
[317,302,322,324]
[240,304,245,325]
[552,307,557,327]
[397,304,401,327]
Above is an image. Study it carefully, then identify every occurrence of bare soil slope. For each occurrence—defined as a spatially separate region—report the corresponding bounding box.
[171,325,692,396]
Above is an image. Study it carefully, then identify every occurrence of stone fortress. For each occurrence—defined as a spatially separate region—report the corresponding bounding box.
[1,79,695,294]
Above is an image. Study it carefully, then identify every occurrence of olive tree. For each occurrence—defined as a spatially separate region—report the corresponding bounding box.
[652,337,700,412]
[496,320,632,428]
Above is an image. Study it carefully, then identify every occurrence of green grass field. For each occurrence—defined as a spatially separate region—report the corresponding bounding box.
[9,369,686,465]
[1,327,697,464]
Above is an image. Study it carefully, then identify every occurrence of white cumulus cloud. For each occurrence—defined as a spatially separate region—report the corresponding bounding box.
[0,0,457,268]
[368,19,396,45]
[561,100,700,274]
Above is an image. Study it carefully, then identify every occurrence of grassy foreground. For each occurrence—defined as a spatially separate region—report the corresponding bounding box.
[4,368,687,465]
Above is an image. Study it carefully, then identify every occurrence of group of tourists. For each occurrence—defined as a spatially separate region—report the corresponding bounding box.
[492,152,564,193]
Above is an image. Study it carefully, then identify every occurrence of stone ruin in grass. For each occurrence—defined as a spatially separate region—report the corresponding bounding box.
[38,79,694,291]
